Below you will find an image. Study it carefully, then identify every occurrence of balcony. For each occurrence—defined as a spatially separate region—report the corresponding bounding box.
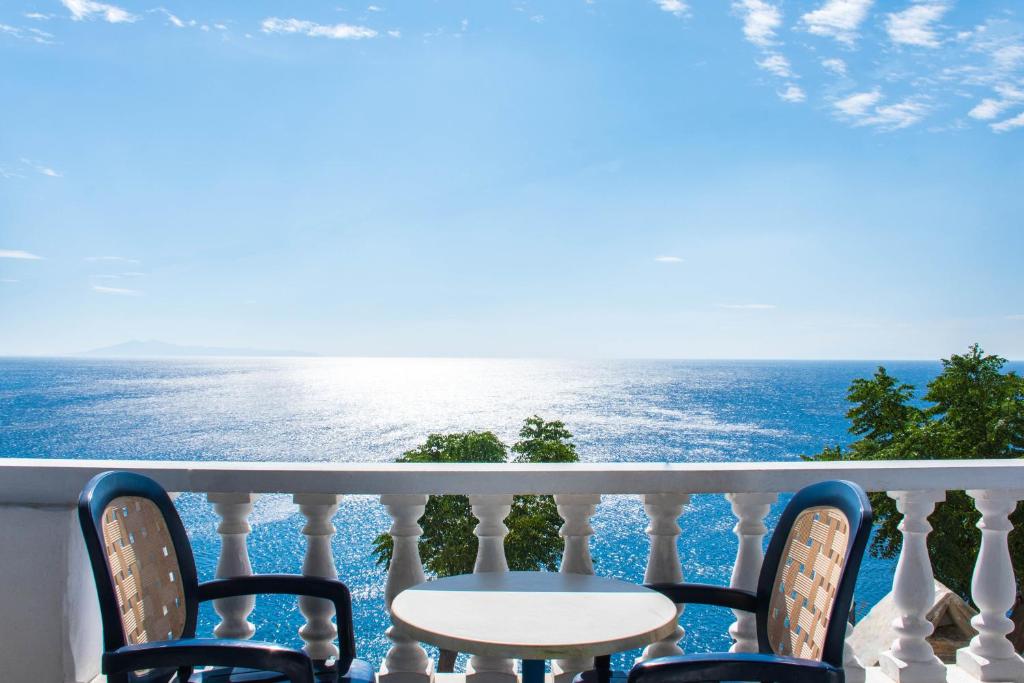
[0,457,1022,683]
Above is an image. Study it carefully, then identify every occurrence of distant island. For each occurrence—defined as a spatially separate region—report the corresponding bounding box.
[74,340,318,358]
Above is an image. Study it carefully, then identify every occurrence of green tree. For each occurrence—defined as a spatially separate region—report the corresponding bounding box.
[808,344,1024,649]
[372,417,580,669]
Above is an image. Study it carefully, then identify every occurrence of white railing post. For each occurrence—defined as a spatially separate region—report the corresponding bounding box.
[466,495,517,683]
[878,490,947,683]
[209,492,257,640]
[844,620,866,683]
[725,492,776,653]
[380,494,434,683]
[956,489,1024,682]
[638,493,690,663]
[552,493,601,683]
[294,493,341,661]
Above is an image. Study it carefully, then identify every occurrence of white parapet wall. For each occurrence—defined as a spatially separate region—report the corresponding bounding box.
[0,458,1022,683]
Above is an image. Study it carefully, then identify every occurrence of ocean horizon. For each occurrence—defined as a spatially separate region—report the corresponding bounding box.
[3,357,1015,670]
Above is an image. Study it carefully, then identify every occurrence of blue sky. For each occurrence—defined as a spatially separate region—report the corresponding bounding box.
[1,0,1022,359]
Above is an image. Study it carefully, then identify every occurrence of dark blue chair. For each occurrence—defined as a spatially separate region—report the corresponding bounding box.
[78,471,374,683]
[582,480,872,683]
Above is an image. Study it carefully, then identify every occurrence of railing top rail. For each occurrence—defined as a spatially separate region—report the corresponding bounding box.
[1,457,1023,505]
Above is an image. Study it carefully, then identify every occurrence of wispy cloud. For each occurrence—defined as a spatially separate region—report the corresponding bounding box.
[821,57,847,76]
[261,17,377,39]
[61,0,137,23]
[1005,314,1024,320]
[20,158,61,177]
[718,303,777,309]
[0,278,19,283]
[0,249,43,260]
[24,12,53,20]
[0,22,55,44]
[757,53,793,78]
[778,84,806,102]
[654,255,683,263]
[833,89,930,130]
[886,2,949,48]
[92,285,143,296]
[800,0,874,45]
[85,255,141,264]
[654,0,688,18]
[732,0,781,47]
[992,111,1024,133]
[968,84,1024,120]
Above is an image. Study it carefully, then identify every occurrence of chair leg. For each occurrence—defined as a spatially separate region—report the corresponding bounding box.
[594,656,611,683]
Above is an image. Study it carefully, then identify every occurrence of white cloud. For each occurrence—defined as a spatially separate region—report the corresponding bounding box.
[0,250,43,260]
[1005,314,1024,320]
[886,2,948,48]
[367,5,383,12]
[85,255,141,264]
[800,0,874,45]
[654,256,683,263]
[387,29,400,38]
[834,89,882,117]
[0,23,54,44]
[732,0,781,48]
[969,84,1024,120]
[821,57,847,75]
[92,285,143,296]
[261,17,377,39]
[61,0,137,23]
[718,303,777,309]
[654,0,688,17]
[992,111,1024,133]
[1,278,19,283]
[779,84,806,102]
[24,12,52,20]
[20,158,62,177]
[833,89,929,130]
[757,53,793,78]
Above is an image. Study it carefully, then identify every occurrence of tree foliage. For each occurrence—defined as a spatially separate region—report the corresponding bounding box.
[807,344,1024,608]
[371,416,579,577]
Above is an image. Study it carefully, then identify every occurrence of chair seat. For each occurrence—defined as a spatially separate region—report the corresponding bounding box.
[191,658,374,683]
[572,668,628,683]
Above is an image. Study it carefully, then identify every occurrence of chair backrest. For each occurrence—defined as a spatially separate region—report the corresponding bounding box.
[755,480,872,668]
[79,471,200,658]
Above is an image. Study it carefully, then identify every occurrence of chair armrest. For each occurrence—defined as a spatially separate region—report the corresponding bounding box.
[628,653,843,683]
[199,575,356,673]
[645,583,758,612]
[104,638,315,683]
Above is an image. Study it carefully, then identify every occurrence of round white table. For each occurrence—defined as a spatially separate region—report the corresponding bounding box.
[390,571,679,683]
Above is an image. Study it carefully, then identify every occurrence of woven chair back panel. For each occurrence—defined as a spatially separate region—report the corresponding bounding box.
[101,496,187,645]
[766,505,850,661]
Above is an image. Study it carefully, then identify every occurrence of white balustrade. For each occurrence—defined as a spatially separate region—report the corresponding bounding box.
[552,493,601,683]
[878,490,947,683]
[466,494,517,683]
[4,458,1024,683]
[956,489,1024,682]
[725,492,776,653]
[638,492,690,663]
[379,494,435,683]
[209,492,257,640]
[844,620,866,683]
[295,493,342,661]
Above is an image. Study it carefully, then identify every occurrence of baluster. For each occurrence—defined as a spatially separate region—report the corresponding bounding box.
[725,492,776,653]
[956,489,1024,682]
[878,490,947,683]
[552,493,601,683]
[466,495,517,683]
[294,493,342,661]
[209,493,257,640]
[844,620,866,683]
[638,493,690,663]
[380,494,434,683]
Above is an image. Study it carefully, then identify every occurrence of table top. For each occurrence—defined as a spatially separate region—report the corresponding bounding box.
[390,571,679,660]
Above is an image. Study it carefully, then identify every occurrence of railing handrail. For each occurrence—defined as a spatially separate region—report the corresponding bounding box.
[1,457,1022,504]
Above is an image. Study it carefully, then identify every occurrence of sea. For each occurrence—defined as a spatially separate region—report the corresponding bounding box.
[2,357,1004,670]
